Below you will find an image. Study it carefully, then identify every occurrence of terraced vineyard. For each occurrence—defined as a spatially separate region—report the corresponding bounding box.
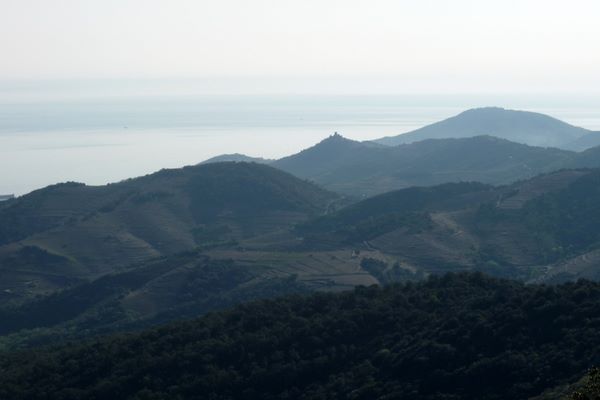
[0,163,337,304]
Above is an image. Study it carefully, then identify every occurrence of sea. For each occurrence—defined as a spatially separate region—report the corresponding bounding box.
[1,90,600,196]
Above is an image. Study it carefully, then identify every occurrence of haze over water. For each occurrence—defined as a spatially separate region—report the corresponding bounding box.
[2,87,600,196]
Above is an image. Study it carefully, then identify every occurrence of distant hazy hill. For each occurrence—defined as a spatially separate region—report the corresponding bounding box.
[563,131,600,151]
[571,145,600,168]
[273,133,577,196]
[0,162,337,304]
[2,273,599,400]
[375,107,593,149]
[199,153,273,164]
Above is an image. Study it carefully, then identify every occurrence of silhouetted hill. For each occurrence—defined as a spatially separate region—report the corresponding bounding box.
[274,133,386,180]
[273,134,576,196]
[1,273,599,400]
[375,107,592,149]
[0,162,337,304]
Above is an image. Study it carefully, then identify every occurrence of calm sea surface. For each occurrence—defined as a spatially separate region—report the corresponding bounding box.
[1,94,599,195]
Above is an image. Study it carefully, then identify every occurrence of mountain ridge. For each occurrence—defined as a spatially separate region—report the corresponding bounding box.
[273,134,580,196]
[374,107,593,149]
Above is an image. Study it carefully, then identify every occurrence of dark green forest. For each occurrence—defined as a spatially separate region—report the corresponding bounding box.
[1,273,600,400]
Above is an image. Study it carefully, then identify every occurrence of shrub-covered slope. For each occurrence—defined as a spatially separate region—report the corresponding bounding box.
[296,169,600,282]
[273,134,577,196]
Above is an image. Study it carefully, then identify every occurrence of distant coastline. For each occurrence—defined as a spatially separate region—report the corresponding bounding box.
[2,95,600,196]
[0,194,15,201]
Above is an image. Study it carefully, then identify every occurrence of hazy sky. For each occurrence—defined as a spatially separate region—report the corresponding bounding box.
[1,0,600,94]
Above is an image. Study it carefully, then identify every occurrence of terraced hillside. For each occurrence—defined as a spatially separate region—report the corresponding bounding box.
[0,248,382,351]
[495,170,590,210]
[0,245,388,350]
[297,169,600,282]
[0,163,338,304]
[3,162,600,352]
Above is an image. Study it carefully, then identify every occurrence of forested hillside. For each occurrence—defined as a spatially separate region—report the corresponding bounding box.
[1,273,599,400]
